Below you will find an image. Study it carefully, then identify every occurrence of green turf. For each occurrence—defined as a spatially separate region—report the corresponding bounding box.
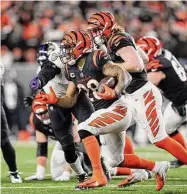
[1,142,187,194]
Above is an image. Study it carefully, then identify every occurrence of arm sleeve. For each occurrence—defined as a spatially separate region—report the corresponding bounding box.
[37,61,61,87]
[110,32,137,53]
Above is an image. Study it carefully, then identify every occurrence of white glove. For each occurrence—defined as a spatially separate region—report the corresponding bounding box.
[24,174,44,181]
[53,171,70,181]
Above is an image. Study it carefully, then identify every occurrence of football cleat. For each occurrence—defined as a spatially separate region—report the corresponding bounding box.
[75,173,88,190]
[10,171,22,183]
[155,161,170,191]
[118,169,149,187]
[170,160,184,168]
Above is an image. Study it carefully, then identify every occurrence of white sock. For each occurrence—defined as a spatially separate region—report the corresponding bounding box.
[69,156,85,175]
[109,167,117,176]
[152,162,159,173]
[36,165,45,177]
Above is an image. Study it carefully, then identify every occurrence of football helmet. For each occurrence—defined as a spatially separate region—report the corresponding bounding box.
[60,30,92,65]
[87,11,117,46]
[136,36,162,60]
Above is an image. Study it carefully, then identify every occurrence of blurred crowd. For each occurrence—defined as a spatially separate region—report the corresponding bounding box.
[1,1,187,69]
[1,1,187,138]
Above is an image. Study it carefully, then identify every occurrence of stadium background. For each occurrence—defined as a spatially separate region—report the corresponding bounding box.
[1,1,187,147]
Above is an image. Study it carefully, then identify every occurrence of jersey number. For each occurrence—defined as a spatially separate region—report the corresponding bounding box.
[165,50,187,82]
[77,79,100,102]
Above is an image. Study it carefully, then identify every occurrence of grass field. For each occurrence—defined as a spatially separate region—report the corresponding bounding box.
[1,141,187,194]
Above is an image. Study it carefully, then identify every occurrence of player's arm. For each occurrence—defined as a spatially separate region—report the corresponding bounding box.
[36,82,78,108]
[115,46,144,72]
[30,61,61,90]
[137,46,149,65]
[147,71,166,86]
[57,81,78,108]
[102,61,127,95]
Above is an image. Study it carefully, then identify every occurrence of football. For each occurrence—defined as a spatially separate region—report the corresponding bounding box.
[98,76,117,93]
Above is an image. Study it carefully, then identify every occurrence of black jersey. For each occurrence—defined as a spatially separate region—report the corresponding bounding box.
[106,32,147,94]
[65,49,118,111]
[151,49,187,106]
[31,113,56,140]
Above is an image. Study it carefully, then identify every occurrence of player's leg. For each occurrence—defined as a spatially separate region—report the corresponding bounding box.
[78,97,132,187]
[50,141,71,181]
[124,135,135,154]
[164,102,186,149]
[1,106,22,183]
[48,105,85,180]
[146,85,187,164]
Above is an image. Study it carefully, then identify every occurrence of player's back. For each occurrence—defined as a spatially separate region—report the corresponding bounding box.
[155,49,187,106]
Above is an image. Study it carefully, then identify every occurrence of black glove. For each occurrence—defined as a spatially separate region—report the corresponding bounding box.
[24,95,35,107]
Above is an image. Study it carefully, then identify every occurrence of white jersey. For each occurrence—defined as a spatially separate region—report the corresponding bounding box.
[37,66,68,97]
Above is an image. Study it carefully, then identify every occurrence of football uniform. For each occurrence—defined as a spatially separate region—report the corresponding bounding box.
[65,49,133,166]
[106,32,168,143]
[149,49,187,134]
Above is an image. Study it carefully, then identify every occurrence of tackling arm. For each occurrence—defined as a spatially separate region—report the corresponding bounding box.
[147,71,166,86]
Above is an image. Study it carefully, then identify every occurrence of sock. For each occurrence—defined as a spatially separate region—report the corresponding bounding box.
[123,154,155,171]
[69,156,85,175]
[170,131,186,149]
[117,167,132,175]
[82,136,104,177]
[124,136,135,154]
[155,137,187,164]
[1,139,17,172]
[36,165,45,178]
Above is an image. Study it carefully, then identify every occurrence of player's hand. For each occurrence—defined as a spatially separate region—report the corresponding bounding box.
[29,77,41,90]
[146,59,163,71]
[24,174,44,181]
[97,84,116,100]
[53,171,70,182]
[35,87,58,105]
[32,97,47,114]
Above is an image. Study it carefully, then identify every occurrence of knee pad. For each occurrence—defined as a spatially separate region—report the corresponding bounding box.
[78,130,93,140]
[62,144,77,164]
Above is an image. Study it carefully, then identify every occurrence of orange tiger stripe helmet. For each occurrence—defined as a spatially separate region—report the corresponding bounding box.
[87,11,117,45]
[136,36,162,60]
[60,30,92,65]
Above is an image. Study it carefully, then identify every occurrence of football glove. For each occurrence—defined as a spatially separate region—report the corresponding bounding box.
[23,95,35,107]
[97,84,116,100]
[35,87,58,105]
[29,77,41,90]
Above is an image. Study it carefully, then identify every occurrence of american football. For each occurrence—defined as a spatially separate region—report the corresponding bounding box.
[98,76,117,93]
[1,1,187,194]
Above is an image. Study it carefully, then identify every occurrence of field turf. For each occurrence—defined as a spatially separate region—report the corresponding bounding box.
[1,141,187,194]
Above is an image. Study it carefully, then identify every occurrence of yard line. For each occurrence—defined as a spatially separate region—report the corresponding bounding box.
[2,185,187,189]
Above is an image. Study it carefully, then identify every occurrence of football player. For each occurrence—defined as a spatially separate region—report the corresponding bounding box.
[1,63,22,183]
[29,42,91,184]
[137,36,187,167]
[24,96,71,181]
[87,11,187,167]
[37,30,170,191]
